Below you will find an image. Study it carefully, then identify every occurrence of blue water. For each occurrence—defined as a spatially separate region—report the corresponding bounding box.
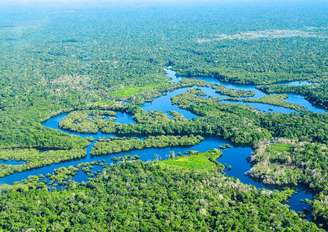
[218,147,314,218]
[0,66,322,221]
[90,164,104,174]
[169,69,325,114]
[73,169,89,183]
[0,160,26,165]
[218,147,265,188]
[143,85,226,119]
[143,87,197,120]
[0,136,228,185]
[0,131,313,219]
[43,112,117,139]
[185,75,266,98]
[198,86,225,99]
[165,67,181,83]
[115,112,136,124]
[288,189,314,220]
[287,94,326,114]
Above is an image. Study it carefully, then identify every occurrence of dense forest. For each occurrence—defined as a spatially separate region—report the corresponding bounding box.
[0,160,322,231]
[249,139,328,228]
[0,1,328,231]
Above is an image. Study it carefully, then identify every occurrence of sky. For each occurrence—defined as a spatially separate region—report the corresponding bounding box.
[0,0,303,6]
[0,0,216,5]
[0,0,325,8]
[0,0,197,8]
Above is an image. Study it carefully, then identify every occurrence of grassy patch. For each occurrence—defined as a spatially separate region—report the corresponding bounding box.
[112,82,168,98]
[268,143,291,153]
[159,149,223,172]
[112,86,149,98]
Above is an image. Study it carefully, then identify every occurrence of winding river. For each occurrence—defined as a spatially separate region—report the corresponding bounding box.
[0,67,326,221]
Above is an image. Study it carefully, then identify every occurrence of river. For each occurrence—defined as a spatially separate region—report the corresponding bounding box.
[0,67,326,221]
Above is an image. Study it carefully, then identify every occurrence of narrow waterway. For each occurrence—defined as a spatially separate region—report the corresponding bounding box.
[1,67,325,221]
[182,72,325,114]
[0,160,26,165]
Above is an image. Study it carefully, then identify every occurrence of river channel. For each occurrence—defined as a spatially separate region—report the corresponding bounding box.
[1,67,326,221]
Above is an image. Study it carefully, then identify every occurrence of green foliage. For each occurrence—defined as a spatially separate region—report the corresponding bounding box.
[0,3,327,151]
[249,139,328,228]
[179,79,255,97]
[60,110,116,133]
[91,135,204,156]
[111,80,172,98]
[0,161,321,231]
[313,193,328,229]
[261,83,328,110]
[260,113,328,143]
[250,140,328,191]
[0,3,328,230]
[0,148,85,177]
[229,94,305,111]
